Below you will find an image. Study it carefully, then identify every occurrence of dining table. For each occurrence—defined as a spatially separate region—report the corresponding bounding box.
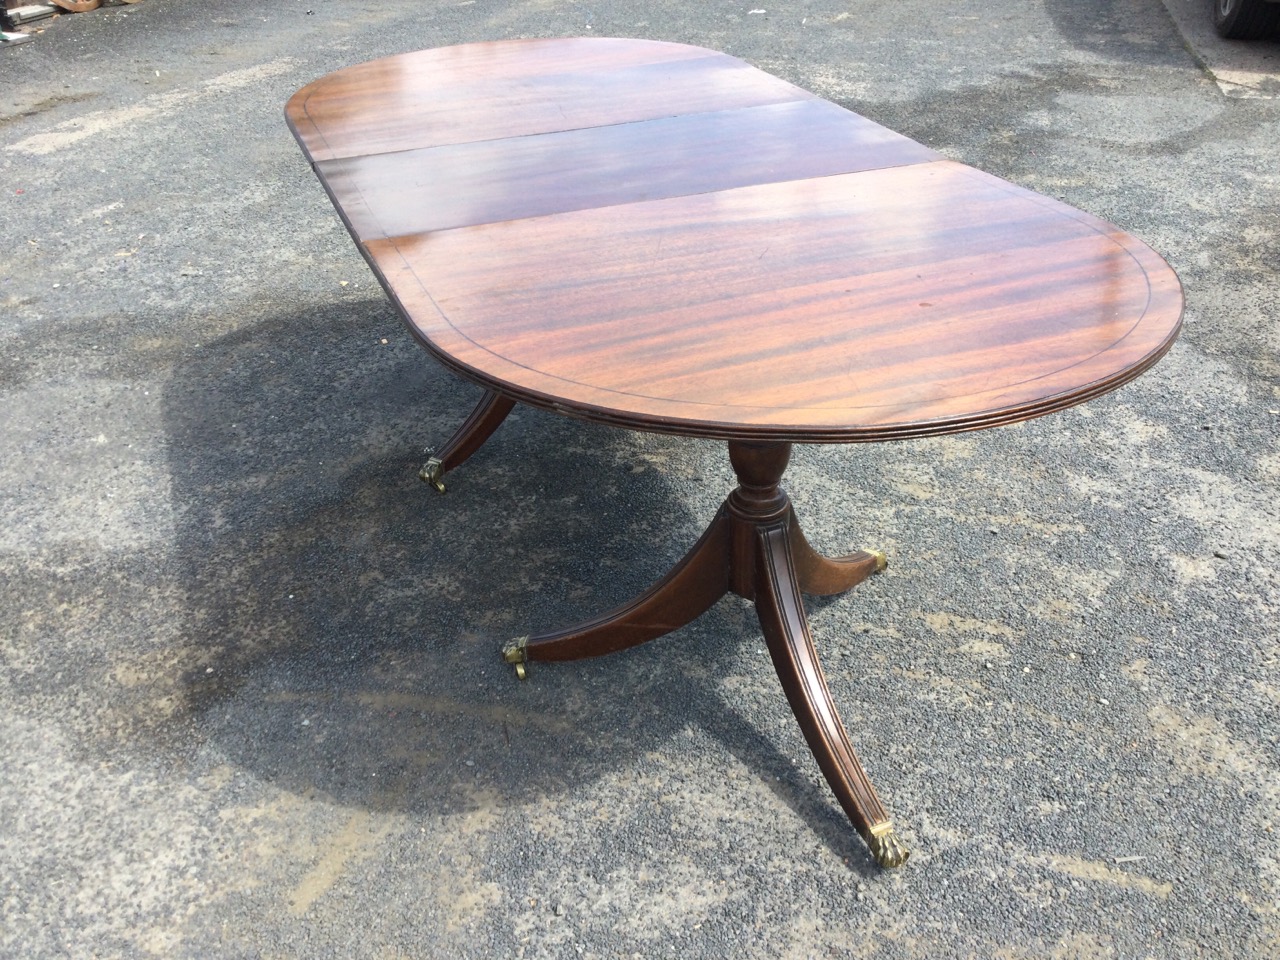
[286,37,1183,868]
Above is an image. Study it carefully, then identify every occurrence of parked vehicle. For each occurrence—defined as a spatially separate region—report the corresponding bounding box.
[1214,0,1280,39]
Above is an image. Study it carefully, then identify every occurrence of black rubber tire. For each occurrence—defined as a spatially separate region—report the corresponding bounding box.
[1213,0,1280,39]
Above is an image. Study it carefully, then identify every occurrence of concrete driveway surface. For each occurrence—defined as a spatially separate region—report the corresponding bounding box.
[2,1,1277,957]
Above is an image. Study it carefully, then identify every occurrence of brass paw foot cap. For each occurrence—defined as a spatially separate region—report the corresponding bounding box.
[419,457,446,494]
[502,636,529,681]
[868,823,909,868]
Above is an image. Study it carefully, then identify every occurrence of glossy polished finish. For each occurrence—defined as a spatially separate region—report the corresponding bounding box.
[287,38,1182,868]
[287,38,1181,443]
[317,99,937,238]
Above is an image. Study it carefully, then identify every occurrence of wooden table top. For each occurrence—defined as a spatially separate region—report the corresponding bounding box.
[286,38,1182,442]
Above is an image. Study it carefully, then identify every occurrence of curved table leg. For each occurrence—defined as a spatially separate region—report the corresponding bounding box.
[419,390,516,493]
[787,510,887,597]
[502,507,733,677]
[754,520,909,868]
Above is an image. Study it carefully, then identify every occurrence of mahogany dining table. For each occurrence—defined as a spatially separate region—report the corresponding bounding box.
[286,38,1182,868]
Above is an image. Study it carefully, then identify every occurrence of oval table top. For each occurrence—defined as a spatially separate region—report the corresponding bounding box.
[286,38,1182,443]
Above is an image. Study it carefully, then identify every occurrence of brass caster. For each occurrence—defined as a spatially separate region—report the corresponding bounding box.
[867,822,909,868]
[865,549,888,573]
[502,636,529,681]
[419,456,446,494]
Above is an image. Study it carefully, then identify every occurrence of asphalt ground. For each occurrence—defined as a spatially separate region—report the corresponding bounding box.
[2,1,1278,957]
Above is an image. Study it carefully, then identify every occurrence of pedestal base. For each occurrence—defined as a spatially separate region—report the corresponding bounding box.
[503,439,908,868]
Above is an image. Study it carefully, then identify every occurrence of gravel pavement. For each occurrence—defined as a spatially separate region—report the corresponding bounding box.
[2,1,1278,957]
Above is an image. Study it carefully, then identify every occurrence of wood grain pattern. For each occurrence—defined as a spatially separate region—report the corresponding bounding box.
[315,99,937,238]
[288,38,808,162]
[287,38,1182,444]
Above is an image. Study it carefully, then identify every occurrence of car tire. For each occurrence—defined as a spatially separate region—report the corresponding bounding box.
[1213,0,1280,39]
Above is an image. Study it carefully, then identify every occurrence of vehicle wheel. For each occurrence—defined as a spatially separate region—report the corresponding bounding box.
[1214,0,1280,39]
